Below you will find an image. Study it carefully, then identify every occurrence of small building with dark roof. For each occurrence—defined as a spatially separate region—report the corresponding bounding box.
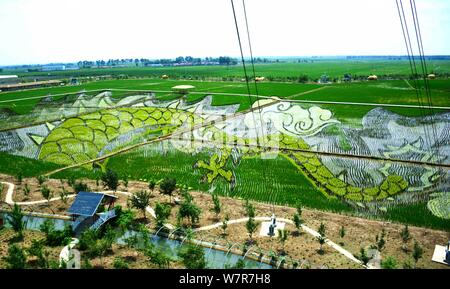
[67,191,118,234]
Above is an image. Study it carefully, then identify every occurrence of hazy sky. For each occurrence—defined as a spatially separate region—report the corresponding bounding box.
[0,0,449,65]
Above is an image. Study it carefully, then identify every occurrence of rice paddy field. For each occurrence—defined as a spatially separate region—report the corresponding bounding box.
[3,59,450,80]
[0,60,449,231]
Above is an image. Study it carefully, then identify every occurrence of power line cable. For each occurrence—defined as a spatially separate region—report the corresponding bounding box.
[409,0,441,165]
[230,0,261,148]
[396,0,433,150]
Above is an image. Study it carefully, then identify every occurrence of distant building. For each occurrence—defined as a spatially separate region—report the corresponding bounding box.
[343,73,352,82]
[161,74,169,79]
[367,75,378,81]
[428,74,436,80]
[255,76,265,82]
[70,78,80,85]
[0,80,62,92]
[0,75,19,84]
[319,74,330,84]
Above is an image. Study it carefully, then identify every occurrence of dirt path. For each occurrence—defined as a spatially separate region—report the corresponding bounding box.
[286,86,329,99]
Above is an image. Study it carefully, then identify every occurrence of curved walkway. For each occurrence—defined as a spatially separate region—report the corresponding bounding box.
[1,182,367,268]
[195,216,365,267]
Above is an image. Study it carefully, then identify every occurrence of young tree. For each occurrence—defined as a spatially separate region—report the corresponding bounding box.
[116,208,135,233]
[40,220,74,247]
[129,190,151,219]
[72,181,89,193]
[211,193,221,219]
[359,248,370,265]
[412,241,423,268]
[159,178,177,202]
[23,183,31,198]
[4,244,27,269]
[292,213,303,235]
[244,199,255,218]
[27,239,49,268]
[246,217,257,241]
[178,244,207,269]
[221,214,230,236]
[155,202,171,228]
[400,225,411,252]
[59,187,69,205]
[37,175,46,187]
[41,186,53,204]
[102,169,119,191]
[317,235,326,255]
[148,180,156,191]
[318,222,326,237]
[375,229,386,252]
[277,229,289,254]
[177,200,201,226]
[339,226,346,246]
[8,203,24,239]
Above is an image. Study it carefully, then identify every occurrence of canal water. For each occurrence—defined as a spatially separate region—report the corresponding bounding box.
[118,230,272,269]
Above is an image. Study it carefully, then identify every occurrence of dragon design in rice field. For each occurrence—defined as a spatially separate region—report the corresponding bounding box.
[0,92,448,217]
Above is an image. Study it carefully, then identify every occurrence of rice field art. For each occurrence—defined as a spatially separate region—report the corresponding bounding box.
[0,90,448,228]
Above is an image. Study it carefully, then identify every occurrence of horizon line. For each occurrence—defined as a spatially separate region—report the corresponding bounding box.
[2,54,450,68]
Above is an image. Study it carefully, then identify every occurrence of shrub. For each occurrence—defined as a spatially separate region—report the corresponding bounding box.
[145,244,172,269]
[177,201,201,226]
[27,239,49,268]
[73,181,89,193]
[155,202,171,228]
[115,207,135,232]
[293,213,303,233]
[41,185,53,202]
[102,169,119,191]
[8,204,24,239]
[113,257,129,269]
[381,256,398,269]
[225,259,246,269]
[148,180,156,191]
[37,175,46,186]
[359,248,370,265]
[246,217,257,240]
[4,244,27,269]
[129,190,151,219]
[244,199,255,218]
[412,241,423,266]
[211,193,221,218]
[40,220,73,247]
[160,178,177,201]
[178,244,207,269]
[78,229,99,251]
